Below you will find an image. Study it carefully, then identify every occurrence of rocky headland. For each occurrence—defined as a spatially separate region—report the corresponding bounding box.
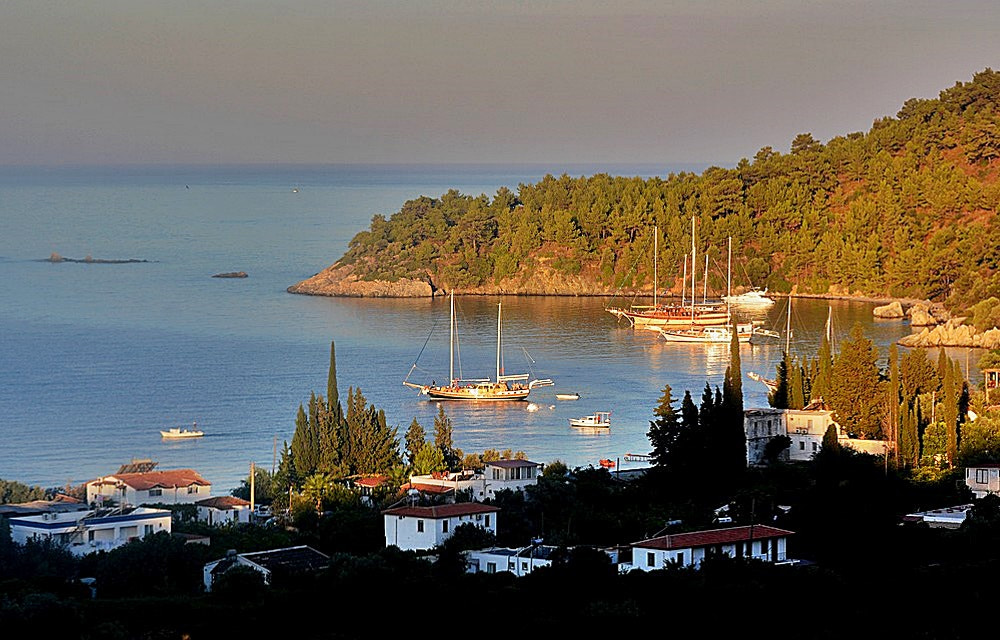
[287,259,627,298]
[898,319,1000,349]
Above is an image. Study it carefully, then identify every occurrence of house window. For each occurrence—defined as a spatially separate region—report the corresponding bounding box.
[187,486,198,494]
[976,468,990,484]
[417,520,424,533]
[676,552,684,564]
[812,442,818,452]
[760,539,769,556]
[799,441,805,451]
[486,562,496,574]
[521,561,528,571]
[144,524,153,536]
[485,515,491,527]
[647,552,655,567]
[148,488,162,497]
[443,520,449,533]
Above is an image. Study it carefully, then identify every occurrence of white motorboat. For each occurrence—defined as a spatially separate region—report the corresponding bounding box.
[723,287,775,306]
[569,411,611,428]
[556,393,580,400]
[160,426,204,439]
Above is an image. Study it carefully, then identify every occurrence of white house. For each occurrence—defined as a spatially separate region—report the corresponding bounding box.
[203,545,330,592]
[628,525,793,572]
[87,469,211,506]
[408,459,543,502]
[482,460,542,499]
[745,400,887,465]
[382,503,499,552]
[8,506,172,556]
[195,496,251,526]
[467,544,557,576]
[965,464,1000,498]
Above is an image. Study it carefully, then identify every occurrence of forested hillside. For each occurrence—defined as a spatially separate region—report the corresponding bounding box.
[310,70,1000,311]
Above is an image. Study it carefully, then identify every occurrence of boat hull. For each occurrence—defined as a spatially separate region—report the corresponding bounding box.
[608,306,730,327]
[421,385,530,401]
[160,430,203,439]
[569,419,609,427]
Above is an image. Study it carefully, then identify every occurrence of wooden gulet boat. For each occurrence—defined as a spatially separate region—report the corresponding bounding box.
[403,293,553,401]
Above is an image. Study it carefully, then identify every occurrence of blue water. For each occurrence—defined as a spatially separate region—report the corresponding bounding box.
[0,164,916,491]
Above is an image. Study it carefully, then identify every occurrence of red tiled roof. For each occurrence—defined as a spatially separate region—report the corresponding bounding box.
[354,475,389,488]
[633,525,794,550]
[400,482,454,495]
[93,469,210,491]
[195,496,250,510]
[383,503,499,519]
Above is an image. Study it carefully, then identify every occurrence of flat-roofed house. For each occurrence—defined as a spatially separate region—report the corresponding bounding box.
[382,503,499,552]
[629,525,793,571]
[8,506,172,555]
[87,469,211,506]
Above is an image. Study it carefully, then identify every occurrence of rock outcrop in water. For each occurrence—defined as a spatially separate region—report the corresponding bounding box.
[213,271,248,278]
[873,301,904,318]
[898,319,1000,348]
[45,252,149,264]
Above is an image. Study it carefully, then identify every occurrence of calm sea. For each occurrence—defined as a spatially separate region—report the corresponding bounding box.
[0,164,926,491]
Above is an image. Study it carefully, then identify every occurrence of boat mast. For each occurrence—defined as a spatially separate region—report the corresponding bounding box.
[703,251,709,304]
[653,226,658,307]
[727,236,732,300]
[690,217,696,321]
[449,291,455,384]
[496,301,502,381]
[785,295,792,353]
[682,254,687,306]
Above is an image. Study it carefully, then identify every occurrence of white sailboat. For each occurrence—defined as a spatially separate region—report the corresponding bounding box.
[403,293,553,401]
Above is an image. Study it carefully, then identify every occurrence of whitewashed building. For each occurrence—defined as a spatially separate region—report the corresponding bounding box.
[745,400,887,465]
[87,469,211,506]
[8,506,172,555]
[195,496,251,526]
[203,545,330,592]
[408,459,543,502]
[965,465,1000,498]
[467,545,557,575]
[382,503,499,552]
[628,525,793,571]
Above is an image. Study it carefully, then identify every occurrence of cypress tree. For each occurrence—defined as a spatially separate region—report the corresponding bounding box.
[434,404,459,470]
[889,343,901,465]
[943,357,958,465]
[404,418,427,466]
[899,400,918,467]
[721,325,747,478]
[291,402,318,477]
[648,384,681,469]
[770,352,790,409]
[327,340,340,411]
[789,360,806,410]
[813,331,833,401]
[681,390,699,432]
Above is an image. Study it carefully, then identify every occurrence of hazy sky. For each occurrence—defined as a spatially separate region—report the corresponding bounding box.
[2,0,998,166]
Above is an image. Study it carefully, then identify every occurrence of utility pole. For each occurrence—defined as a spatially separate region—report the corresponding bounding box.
[272,436,277,475]
[250,461,255,514]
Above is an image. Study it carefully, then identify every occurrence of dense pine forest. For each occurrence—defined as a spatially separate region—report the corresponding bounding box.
[334,70,1000,312]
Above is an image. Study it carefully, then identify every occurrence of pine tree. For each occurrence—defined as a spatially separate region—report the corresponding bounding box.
[829,323,882,438]
[648,384,681,468]
[413,441,446,475]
